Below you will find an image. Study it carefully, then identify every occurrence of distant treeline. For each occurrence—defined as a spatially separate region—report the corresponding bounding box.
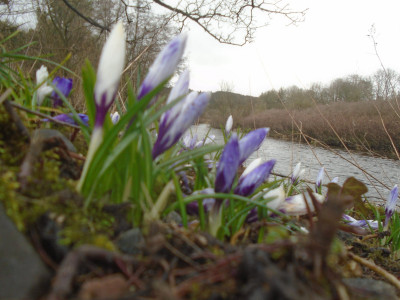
[202,70,400,158]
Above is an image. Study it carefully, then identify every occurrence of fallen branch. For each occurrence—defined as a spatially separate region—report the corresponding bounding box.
[348,252,400,291]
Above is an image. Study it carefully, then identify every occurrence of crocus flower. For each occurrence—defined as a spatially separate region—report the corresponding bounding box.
[238,128,269,164]
[315,167,324,192]
[182,133,197,150]
[291,162,305,185]
[246,185,286,223]
[384,184,398,228]
[280,192,325,216]
[93,22,126,129]
[263,185,286,211]
[186,188,216,215]
[225,115,233,135]
[194,134,215,148]
[234,158,276,196]
[153,71,210,158]
[51,77,73,107]
[36,65,53,105]
[331,177,339,183]
[42,113,89,126]
[342,214,379,230]
[137,34,187,100]
[214,133,240,194]
[77,22,126,192]
[111,111,120,124]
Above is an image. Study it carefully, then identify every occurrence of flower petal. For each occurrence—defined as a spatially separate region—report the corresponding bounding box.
[238,128,269,164]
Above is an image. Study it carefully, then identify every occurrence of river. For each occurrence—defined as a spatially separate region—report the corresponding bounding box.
[191,124,400,205]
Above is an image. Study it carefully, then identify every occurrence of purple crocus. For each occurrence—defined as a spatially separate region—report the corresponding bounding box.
[152,71,210,158]
[137,34,187,100]
[234,158,276,196]
[51,77,73,108]
[384,184,398,228]
[342,214,378,230]
[42,113,89,126]
[214,134,240,194]
[186,188,216,215]
[238,128,269,164]
[182,133,198,150]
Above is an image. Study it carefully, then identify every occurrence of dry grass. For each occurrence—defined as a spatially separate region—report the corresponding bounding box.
[209,100,400,159]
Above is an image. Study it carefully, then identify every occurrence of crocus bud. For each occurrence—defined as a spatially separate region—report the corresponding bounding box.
[291,162,305,185]
[94,22,126,128]
[77,22,126,192]
[152,82,210,159]
[342,214,378,230]
[186,188,216,215]
[315,167,324,192]
[137,34,187,100]
[234,158,276,196]
[42,113,89,126]
[51,77,73,107]
[36,65,53,105]
[238,128,269,164]
[263,185,286,211]
[111,112,120,124]
[331,177,339,183]
[246,185,286,223]
[215,134,240,194]
[225,115,233,134]
[182,133,197,150]
[384,184,398,228]
[195,134,215,148]
[280,192,325,216]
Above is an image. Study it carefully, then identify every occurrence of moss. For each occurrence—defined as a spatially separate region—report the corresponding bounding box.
[0,106,119,249]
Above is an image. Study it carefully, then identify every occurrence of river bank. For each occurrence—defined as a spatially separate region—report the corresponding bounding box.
[191,123,400,204]
[204,99,400,160]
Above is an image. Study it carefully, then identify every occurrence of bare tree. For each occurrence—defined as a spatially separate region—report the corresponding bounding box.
[59,0,306,46]
[372,69,400,101]
[148,0,306,45]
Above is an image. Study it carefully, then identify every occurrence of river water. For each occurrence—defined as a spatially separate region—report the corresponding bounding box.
[191,124,400,205]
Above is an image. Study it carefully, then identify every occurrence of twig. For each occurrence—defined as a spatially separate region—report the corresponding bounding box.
[47,245,138,300]
[348,252,400,291]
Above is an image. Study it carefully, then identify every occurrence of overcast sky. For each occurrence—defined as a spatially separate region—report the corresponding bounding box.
[184,0,400,97]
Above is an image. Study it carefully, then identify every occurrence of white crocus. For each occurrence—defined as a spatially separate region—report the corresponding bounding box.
[36,65,53,105]
[111,111,120,124]
[77,22,126,193]
[225,115,233,134]
[263,185,286,211]
[94,22,126,115]
[291,162,305,184]
[280,192,325,216]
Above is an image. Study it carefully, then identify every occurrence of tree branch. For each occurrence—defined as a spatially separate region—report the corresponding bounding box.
[61,0,110,32]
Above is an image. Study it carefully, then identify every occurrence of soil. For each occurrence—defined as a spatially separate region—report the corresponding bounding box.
[1,102,400,300]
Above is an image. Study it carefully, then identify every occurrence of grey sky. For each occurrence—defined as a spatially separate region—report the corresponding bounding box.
[185,0,400,96]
